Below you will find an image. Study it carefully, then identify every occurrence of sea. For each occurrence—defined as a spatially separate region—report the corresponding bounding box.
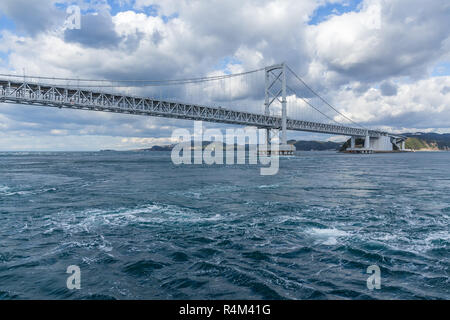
[0,151,449,299]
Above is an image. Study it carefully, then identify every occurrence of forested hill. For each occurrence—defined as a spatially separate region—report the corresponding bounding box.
[288,140,342,151]
[404,133,450,151]
[125,140,343,152]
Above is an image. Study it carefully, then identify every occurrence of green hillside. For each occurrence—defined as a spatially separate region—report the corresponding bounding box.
[405,137,431,150]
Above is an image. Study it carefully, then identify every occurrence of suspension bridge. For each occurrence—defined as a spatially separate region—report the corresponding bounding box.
[0,63,406,153]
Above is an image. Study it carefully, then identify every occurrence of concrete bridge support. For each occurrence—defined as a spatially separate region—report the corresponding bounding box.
[346,135,394,153]
[370,135,393,151]
[392,137,407,151]
[364,135,370,149]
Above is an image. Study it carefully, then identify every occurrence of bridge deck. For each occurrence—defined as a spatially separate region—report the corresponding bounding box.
[0,80,387,138]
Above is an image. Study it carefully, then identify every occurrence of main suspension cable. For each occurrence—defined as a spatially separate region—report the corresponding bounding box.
[286,65,366,129]
[0,68,265,88]
[286,85,343,126]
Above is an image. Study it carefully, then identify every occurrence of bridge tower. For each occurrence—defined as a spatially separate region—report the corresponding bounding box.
[264,63,295,155]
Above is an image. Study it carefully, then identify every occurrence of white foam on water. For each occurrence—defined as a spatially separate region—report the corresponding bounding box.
[425,231,450,243]
[307,228,349,246]
[6,190,33,196]
[58,235,113,253]
[45,203,223,236]
[350,225,450,255]
[372,233,398,241]
[0,186,56,197]
[170,184,244,199]
[322,237,338,245]
[98,235,113,252]
[308,228,349,237]
[258,184,279,189]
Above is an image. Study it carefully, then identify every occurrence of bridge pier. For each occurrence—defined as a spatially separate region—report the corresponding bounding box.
[345,134,373,153]
[346,135,397,153]
[390,137,409,151]
[364,134,370,149]
[259,128,295,156]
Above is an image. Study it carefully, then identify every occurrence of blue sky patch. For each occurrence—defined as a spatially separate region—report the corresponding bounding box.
[161,12,179,23]
[108,0,136,15]
[308,0,363,25]
[215,57,242,74]
[0,12,16,32]
[431,61,450,77]
[107,0,159,16]
[0,50,10,67]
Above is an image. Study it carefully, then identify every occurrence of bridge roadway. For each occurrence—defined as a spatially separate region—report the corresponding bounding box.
[0,79,389,138]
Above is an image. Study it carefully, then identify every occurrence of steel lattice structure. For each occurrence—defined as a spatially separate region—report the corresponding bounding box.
[0,79,389,138]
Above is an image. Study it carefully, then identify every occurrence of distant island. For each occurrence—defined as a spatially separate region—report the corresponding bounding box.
[104,140,344,152]
[100,140,343,152]
[100,132,450,152]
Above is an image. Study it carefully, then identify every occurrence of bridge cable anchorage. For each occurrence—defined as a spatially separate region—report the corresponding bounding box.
[286,65,366,129]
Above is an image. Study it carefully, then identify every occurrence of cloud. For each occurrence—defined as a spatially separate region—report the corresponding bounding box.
[379,80,397,96]
[0,0,65,36]
[441,86,450,95]
[335,76,450,130]
[64,11,123,49]
[306,0,450,86]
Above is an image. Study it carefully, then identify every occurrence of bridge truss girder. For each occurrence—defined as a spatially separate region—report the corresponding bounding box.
[0,80,387,138]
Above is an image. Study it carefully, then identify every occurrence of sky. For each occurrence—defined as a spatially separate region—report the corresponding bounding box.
[0,0,449,151]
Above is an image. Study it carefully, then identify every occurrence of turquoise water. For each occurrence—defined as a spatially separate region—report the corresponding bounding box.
[0,151,449,299]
